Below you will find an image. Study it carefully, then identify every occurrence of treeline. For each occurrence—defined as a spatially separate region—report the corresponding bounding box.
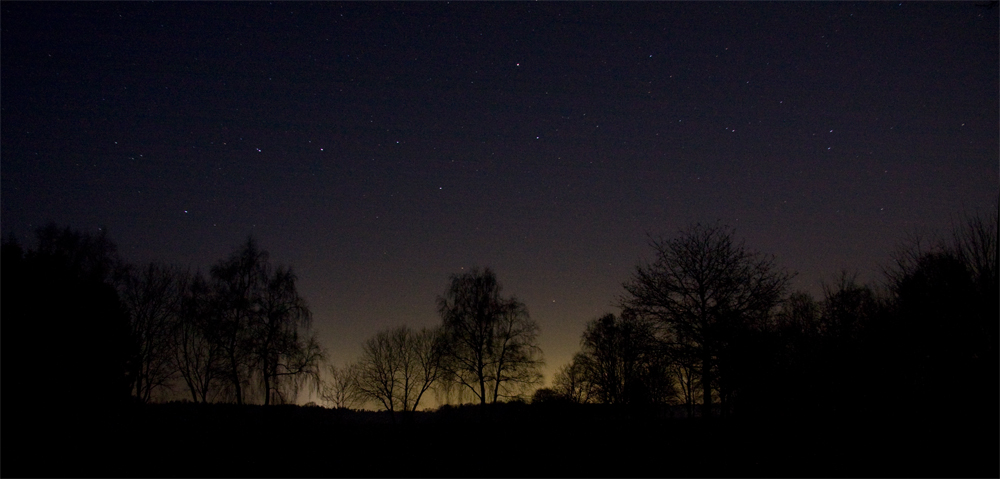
[537,213,997,425]
[2,210,995,478]
[0,227,547,423]
[2,207,996,427]
[2,231,323,412]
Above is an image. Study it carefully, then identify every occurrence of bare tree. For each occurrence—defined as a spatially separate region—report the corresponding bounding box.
[410,326,446,406]
[948,208,998,358]
[621,223,790,418]
[437,267,544,407]
[320,363,364,410]
[882,208,998,417]
[485,297,544,402]
[577,313,668,406]
[951,208,998,299]
[432,370,475,406]
[210,239,260,404]
[668,355,701,418]
[775,291,822,336]
[552,353,596,404]
[210,237,323,405]
[355,325,443,421]
[255,265,323,405]
[819,271,882,342]
[119,262,184,403]
[174,272,224,403]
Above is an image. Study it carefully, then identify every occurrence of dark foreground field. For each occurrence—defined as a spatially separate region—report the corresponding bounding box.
[4,401,997,478]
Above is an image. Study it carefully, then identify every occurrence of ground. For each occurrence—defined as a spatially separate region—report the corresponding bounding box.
[5,402,996,477]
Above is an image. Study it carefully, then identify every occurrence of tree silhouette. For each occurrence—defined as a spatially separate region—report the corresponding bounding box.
[256,264,324,405]
[437,267,544,407]
[354,325,443,421]
[209,237,322,405]
[2,225,132,474]
[119,262,185,403]
[764,290,822,416]
[22,224,132,408]
[882,208,998,419]
[552,353,596,404]
[320,362,364,410]
[577,313,671,406]
[174,271,225,403]
[621,223,790,418]
[210,241,258,404]
[531,387,574,406]
[667,343,702,418]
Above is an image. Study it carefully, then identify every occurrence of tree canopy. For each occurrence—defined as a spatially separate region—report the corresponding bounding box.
[437,267,544,406]
[621,223,790,417]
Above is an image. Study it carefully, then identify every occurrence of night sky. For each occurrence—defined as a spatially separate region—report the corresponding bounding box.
[2,2,997,399]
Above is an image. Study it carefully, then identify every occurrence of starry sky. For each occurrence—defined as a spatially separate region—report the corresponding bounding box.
[2,2,997,398]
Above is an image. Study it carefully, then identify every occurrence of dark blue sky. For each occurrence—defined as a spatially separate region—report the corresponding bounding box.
[3,2,997,394]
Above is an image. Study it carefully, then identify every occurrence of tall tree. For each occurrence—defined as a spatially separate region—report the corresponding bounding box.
[621,223,789,418]
[119,262,185,403]
[437,267,544,407]
[174,272,224,403]
[210,238,262,404]
[210,237,323,405]
[2,225,131,465]
[255,264,323,405]
[884,208,998,418]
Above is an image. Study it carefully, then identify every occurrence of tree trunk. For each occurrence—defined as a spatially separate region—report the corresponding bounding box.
[478,364,488,423]
[231,358,243,405]
[135,374,143,403]
[263,367,271,406]
[478,364,487,406]
[701,354,712,419]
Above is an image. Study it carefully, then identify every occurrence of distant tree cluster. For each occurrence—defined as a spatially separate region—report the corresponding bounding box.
[2,230,323,409]
[550,313,671,407]
[319,267,545,421]
[549,212,998,424]
[545,223,789,416]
